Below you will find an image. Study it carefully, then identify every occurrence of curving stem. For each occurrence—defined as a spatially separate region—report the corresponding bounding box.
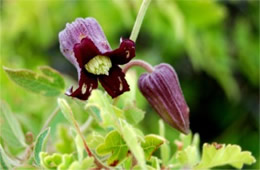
[122,59,154,74]
[130,0,152,42]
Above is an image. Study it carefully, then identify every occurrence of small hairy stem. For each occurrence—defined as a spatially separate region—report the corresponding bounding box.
[70,113,92,156]
[123,59,154,73]
[68,108,108,169]
[20,144,34,163]
[41,106,59,133]
[130,0,152,42]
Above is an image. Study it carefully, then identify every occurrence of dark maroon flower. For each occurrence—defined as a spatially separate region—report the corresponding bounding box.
[59,18,135,100]
[138,63,190,134]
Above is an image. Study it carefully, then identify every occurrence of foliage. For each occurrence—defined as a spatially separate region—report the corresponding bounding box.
[3,66,65,97]
[0,0,258,169]
[96,130,129,166]
[195,143,256,169]
[0,68,256,168]
[34,128,50,166]
[0,101,27,149]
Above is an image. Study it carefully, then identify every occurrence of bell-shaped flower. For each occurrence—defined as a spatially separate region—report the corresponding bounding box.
[138,63,190,134]
[59,18,135,100]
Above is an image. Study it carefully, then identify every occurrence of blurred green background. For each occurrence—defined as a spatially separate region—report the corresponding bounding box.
[0,0,259,168]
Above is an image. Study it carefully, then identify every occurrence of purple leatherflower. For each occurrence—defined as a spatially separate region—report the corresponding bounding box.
[138,63,190,134]
[59,17,135,100]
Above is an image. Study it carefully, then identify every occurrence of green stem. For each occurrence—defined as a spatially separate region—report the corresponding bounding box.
[130,0,152,42]
[68,108,108,169]
[80,116,93,133]
[40,106,59,133]
[69,110,92,157]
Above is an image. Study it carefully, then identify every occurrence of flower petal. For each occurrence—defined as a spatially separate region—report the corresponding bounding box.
[99,65,130,98]
[104,38,135,65]
[66,70,98,100]
[59,17,111,69]
[73,37,101,68]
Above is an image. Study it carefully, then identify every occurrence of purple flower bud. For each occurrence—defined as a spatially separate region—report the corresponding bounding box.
[138,63,190,134]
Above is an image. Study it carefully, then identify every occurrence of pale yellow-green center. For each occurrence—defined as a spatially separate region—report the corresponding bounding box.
[84,55,112,75]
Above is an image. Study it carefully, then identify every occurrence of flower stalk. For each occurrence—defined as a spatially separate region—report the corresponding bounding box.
[40,106,60,133]
[130,0,152,42]
[122,59,154,73]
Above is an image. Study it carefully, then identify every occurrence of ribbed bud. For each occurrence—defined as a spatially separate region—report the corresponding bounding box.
[138,63,190,134]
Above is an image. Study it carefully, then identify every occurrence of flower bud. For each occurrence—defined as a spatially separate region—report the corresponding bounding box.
[138,63,190,134]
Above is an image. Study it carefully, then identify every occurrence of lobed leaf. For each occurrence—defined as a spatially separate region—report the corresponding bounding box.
[124,106,145,125]
[195,143,256,169]
[40,152,74,169]
[96,130,128,167]
[120,120,147,170]
[176,145,200,167]
[68,157,94,170]
[141,135,165,160]
[85,132,105,150]
[3,66,65,96]
[34,128,50,165]
[55,125,74,154]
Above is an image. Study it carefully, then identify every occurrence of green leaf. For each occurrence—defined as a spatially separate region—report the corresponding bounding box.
[112,105,125,119]
[38,66,65,89]
[96,130,128,166]
[75,135,84,162]
[57,98,74,125]
[0,144,11,169]
[55,125,74,154]
[179,133,192,149]
[176,133,200,167]
[86,90,118,128]
[40,152,74,169]
[0,100,26,148]
[0,144,20,169]
[195,143,256,169]
[124,105,145,125]
[149,156,161,170]
[120,120,147,170]
[3,66,65,96]
[122,156,133,170]
[34,128,50,165]
[159,120,170,165]
[176,145,200,167]
[85,105,102,123]
[141,135,165,160]
[57,154,74,170]
[133,164,155,170]
[85,132,105,150]
[68,157,94,170]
